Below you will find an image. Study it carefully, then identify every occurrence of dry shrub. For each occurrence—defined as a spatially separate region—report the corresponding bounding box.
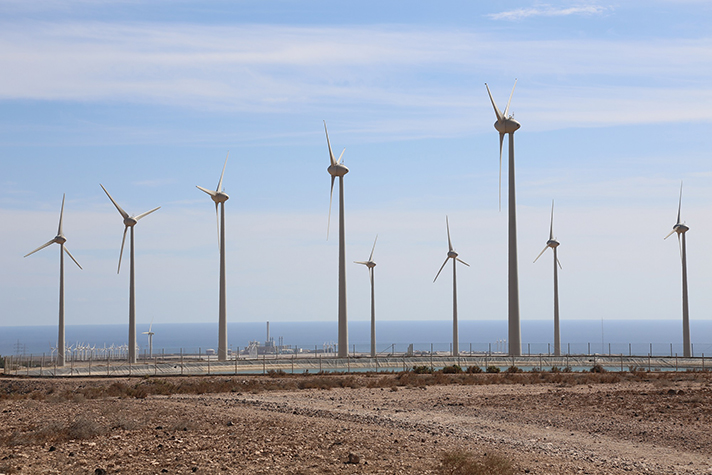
[4,417,105,446]
[439,449,515,475]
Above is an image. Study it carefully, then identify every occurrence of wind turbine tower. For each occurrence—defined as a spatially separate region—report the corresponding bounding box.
[355,235,378,357]
[101,184,160,364]
[534,201,562,356]
[485,80,522,356]
[24,194,82,367]
[664,183,692,358]
[197,153,230,361]
[434,217,470,356]
[324,121,350,358]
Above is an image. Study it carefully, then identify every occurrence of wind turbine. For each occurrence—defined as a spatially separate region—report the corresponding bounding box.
[534,200,562,356]
[324,121,349,358]
[664,182,691,358]
[355,235,378,358]
[142,319,155,358]
[433,217,469,356]
[197,152,230,362]
[24,194,82,367]
[101,184,160,364]
[485,79,522,356]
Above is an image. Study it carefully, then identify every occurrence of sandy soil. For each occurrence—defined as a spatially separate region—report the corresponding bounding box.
[1,373,711,474]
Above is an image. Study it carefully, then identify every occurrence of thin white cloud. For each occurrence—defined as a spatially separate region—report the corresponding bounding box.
[489,4,610,21]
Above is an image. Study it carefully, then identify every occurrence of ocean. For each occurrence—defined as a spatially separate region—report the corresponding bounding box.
[2,319,712,357]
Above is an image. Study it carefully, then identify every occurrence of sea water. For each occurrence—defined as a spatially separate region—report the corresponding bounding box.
[1,319,711,357]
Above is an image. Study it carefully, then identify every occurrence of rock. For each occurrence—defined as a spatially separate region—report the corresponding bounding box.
[347,453,361,464]
[94,469,107,475]
[48,446,56,452]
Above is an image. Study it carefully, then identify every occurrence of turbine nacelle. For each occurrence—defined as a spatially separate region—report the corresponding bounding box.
[673,223,689,235]
[447,250,459,259]
[494,118,520,135]
[546,239,560,249]
[328,163,349,177]
[54,234,67,245]
[211,192,229,204]
[123,217,138,227]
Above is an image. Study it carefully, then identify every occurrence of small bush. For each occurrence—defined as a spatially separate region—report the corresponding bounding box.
[486,365,500,373]
[442,365,463,374]
[466,365,483,374]
[439,449,515,475]
[412,365,433,374]
[267,369,287,378]
[550,366,561,373]
[505,366,522,373]
[591,364,607,373]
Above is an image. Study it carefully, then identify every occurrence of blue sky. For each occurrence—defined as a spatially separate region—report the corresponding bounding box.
[2,1,712,338]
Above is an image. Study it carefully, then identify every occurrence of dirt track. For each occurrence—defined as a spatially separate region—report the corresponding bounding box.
[1,373,711,474]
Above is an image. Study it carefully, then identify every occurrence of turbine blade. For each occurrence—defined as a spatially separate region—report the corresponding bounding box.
[549,200,555,241]
[215,202,220,249]
[327,175,335,240]
[434,257,449,283]
[118,226,128,274]
[664,229,675,240]
[677,181,683,224]
[217,151,229,192]
[337,148,345,165]
[100,184,129,220]
[499,132,504,211]
[557,257,562,269]
[24,239,55,258]
[63,246,82,270]
[135,206,160,221]
[446,216,452,252]
[196,185,217,197]
[678,233,682,261]
[354,261,369,265]
[533,245,549,263]
[503,78,517,118]
[456,257,470,267]
[58,193,65,236]
[484,83,504,122]
[369,234,378,261]
[324,121,336,167]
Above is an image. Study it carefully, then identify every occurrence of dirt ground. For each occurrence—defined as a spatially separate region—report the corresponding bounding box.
[1,372,711,474]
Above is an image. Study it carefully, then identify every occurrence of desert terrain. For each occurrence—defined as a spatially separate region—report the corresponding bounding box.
[1,370,711,474]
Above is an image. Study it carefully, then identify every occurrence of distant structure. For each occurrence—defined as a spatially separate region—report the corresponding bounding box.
[142,320,155,358]
[324,121,350,358]
[433,217,470,357]
[664,182,691,357]
[354,235,378,357]
[485,80,522,356]
[196,153,230,361]
[101,184,160,364]
[534,201,562,356]
[23,194,82,367]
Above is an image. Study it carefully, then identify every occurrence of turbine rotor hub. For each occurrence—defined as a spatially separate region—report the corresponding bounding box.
[124,217,138,227]
[547,239,560,248]
[494,118,521,134]
[54,235,67,245]
[212,192,229,203]
[447,250,458,259]
[366,261,376,268]
[675,224,689,234]
[328,164,349,177]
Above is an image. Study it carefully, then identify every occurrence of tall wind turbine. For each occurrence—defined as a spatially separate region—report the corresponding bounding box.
[664,183,691,357]
[534,201,562,356]
[485,79,522,356]
[434,217,470,356]
[101,184,160,364]
[197,153,230,362]
[24,194,82,367]
[324,121,350,358]
[355,235,378,358]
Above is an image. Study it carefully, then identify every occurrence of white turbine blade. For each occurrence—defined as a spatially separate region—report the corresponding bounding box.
[533,245,549,263]
[196,185,217,197]
[337,148,345,165]
[24,239,55,258]
[664,228,675,240]
[498,132,504,211]
[324,121,336,167]
[503,78,517,118]
[217,151,229,192]
[148,318,154,333]
[677,233,682,261]
[214,202,220,249]
[484,83,504,123]
[354,261,369,265]
[117,226,128,274]
[100,184,129,220]
[677,181,683,224]
[456,257,470,267]
[327,175,335,239]
[135,206,160,221]
[433,257,449,283]
[63,246,82,270]
[549,200,555,241]
[58,193,66,236]
[446,216,452,252]
[557,257,562,269]
[369,234,378,261]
